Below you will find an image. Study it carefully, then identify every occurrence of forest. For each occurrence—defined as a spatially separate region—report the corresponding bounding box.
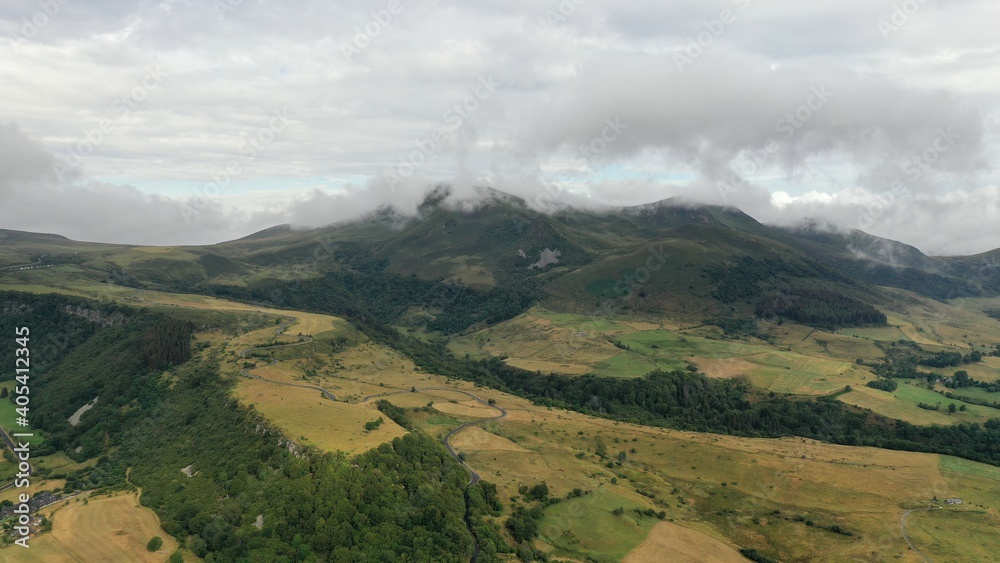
[1,292,511,561]
[755,288,887,329]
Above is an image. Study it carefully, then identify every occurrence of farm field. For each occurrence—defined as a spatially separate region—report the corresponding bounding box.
[453,384,1000,562]
[838,380,996,426]
[2,492,177,563]
[623,521,746,563]
[233,374,408,455]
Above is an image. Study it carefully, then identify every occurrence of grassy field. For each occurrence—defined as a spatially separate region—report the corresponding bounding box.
[623,521,746,563]
[839,380,996,426]
[904,509,998,562]
[7,282,1000,561]
[538,487,658,562]
[234,375,408,455]
[2,492,178,562]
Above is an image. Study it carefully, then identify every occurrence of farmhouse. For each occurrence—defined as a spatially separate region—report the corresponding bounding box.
[945,498,963,505]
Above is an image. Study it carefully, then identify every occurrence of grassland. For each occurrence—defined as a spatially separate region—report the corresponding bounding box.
[838,380,998,426]
[2,492,178,562]
[904,509,997,562]
[335,349,1000,562]
[233,375,407,455]
[538,487,658,562]
[6,281,1000,561]
[623,521,746,563]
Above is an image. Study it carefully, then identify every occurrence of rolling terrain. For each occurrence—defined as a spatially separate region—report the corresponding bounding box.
[2,190,1000,561]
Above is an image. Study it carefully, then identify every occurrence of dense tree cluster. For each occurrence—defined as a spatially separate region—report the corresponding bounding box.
[708,256,849,303]
[755,288,886,329]
[866,379,898,392]
[0,291,194,461]
[2,292,499,561]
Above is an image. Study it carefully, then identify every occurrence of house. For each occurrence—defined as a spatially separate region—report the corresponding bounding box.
[945,498,963,505]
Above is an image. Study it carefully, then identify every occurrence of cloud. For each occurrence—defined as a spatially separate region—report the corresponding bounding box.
[0,1,999,254]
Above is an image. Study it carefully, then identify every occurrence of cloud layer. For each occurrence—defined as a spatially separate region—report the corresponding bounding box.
[1,0,998,254]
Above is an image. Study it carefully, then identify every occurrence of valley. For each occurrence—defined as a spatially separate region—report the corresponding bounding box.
[3,195,1000,561]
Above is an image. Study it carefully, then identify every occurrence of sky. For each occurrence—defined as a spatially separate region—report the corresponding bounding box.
[1,0,999,254]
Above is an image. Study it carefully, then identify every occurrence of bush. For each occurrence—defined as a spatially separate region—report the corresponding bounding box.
[147,536,163,552]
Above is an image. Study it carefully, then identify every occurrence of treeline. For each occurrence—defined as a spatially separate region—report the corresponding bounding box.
[198,280,1000,467]
[920,351,983,368]
[71,357,483,561]
[708,256,850,303]
[756,288,886,329]
[208,266,538,335]
[0,291,194,461]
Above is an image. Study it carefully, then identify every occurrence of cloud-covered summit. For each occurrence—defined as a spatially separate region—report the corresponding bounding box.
[1,1,998,254]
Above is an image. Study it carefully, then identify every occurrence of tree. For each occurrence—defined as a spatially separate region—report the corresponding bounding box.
[147,536,163,552]
[526,482,549,502]
[948,403,957,413]
[594,438,608,458]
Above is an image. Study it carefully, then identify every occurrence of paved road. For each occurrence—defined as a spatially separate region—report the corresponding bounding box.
[901,507,936,563]
[237,328,338,400]
[363,387,507,562]
[362,387,508,485]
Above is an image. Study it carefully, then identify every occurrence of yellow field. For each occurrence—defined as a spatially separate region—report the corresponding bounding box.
[439,377,1000,562]
[1,493,177,562]
[623,521,745,563]
[449,426,528,453]
[447,308,626,375]
[904,509,998,562]
[234,376,407,455]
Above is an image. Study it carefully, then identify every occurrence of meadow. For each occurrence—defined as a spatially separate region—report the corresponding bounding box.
[1,492,178,562]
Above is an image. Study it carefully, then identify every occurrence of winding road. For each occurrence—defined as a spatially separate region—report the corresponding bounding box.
[901,507,935,563]
[236,323,337,400]
[361,388,508,485]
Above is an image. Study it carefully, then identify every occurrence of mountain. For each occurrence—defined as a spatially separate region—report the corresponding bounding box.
[5,189,1000,562]
[3,190,997,323]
